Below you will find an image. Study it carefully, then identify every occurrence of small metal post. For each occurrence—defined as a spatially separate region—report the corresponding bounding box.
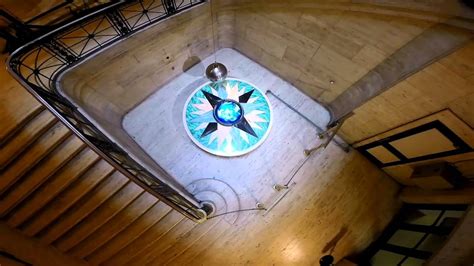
[304,121,344,156]
[272,184,289,191]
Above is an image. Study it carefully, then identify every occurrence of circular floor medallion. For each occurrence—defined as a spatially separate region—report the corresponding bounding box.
[183,78,272,157]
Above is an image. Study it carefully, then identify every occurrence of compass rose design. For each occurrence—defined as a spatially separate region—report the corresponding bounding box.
[183,78,272,157]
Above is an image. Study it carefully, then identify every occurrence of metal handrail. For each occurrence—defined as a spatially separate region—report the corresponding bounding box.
[6,0,207,222]
[24,1,110,26]
[0,1,118,53]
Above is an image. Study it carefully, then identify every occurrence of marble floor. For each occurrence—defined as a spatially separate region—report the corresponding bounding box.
[123,48,332,215]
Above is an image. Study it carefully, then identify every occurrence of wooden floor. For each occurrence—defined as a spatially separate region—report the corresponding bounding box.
[1,49,401,264]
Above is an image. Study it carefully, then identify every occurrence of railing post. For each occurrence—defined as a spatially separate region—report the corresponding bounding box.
[106,10,131,36]
[43,39,77,64]
[162,0,177,14]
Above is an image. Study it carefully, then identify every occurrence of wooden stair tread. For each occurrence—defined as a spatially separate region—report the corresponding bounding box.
[54,182,144,252]
[0,135,85,218]
[125,218,197,266]
[38,171,128,245]
[168,219,232,266]
[86,201,172,265]
[0,76,43,145]
[103,210,185,266]
[0,109,56,170]
[132,217,202,265]
[154,215,223,264]
[6,148,99,227]
[0,122,71,195]
[0,254,26,266]
[21,160,114,237]
[69,192,159,258]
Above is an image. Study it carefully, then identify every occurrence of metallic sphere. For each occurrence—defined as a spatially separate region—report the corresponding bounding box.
[205,62,228,82]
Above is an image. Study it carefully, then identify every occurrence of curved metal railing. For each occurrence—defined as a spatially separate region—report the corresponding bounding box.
[6,0,207,222]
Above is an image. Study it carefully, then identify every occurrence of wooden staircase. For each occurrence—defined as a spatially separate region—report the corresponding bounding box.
[0,55,222,265]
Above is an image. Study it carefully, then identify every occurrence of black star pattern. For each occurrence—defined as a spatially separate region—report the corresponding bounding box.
[200,89,258,138]
[202,90,221,107]
[238,89,254,103]
[201,122,218,138]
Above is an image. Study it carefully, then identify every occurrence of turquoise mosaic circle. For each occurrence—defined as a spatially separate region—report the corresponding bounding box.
[183,78,272,157]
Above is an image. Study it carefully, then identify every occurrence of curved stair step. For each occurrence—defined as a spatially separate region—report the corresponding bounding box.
[54,182,144,253]
[144,213,223,265]
[6,148,99,227]
[69,192,159,259]
[37,171,129,245]
[0,122,71,195]
[0,135,85,218]
[0,109,56,170]
[21,160,115,237]
[102,210,185,266]
[86,201,172,265]
[0,75,43,146]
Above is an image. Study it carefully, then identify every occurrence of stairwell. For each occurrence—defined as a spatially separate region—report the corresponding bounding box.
[0,54,223,265]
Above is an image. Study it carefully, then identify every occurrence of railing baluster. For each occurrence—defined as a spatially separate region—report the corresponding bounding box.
[43,39,78,64]
[162,0,177,14]
[106,10,131,36]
